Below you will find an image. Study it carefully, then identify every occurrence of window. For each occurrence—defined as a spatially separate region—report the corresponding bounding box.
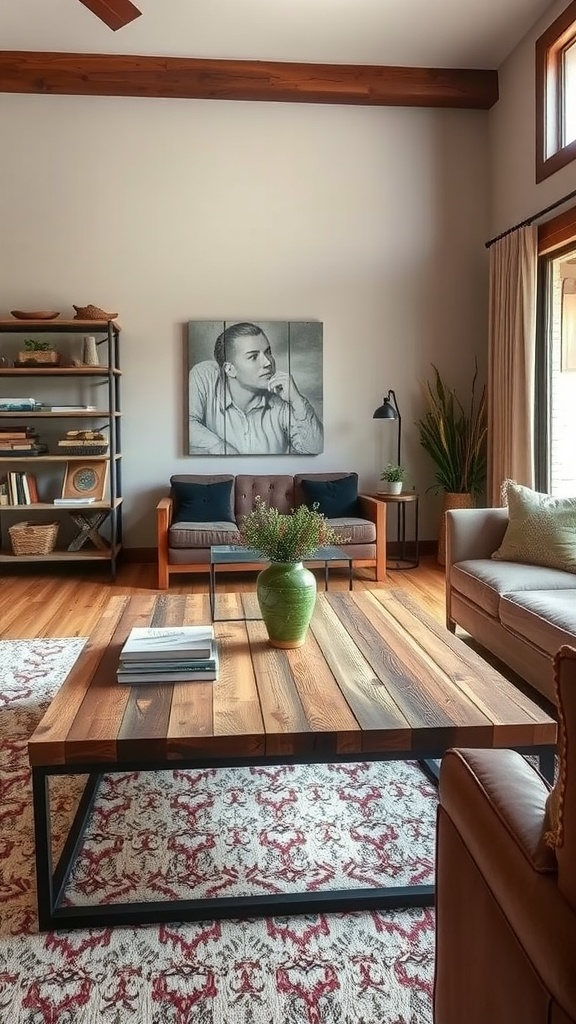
[536,206,576,495]
[536,0,576,182]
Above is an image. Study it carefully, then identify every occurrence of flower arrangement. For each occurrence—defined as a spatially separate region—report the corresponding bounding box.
[380,463,405,483]
[417,362,487,495]
[240,496,341,562]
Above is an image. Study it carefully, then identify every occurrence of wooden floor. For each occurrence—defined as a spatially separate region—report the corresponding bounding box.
[0,557,447,639]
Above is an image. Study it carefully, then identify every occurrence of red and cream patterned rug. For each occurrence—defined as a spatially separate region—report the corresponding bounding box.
[0,638,436,1024]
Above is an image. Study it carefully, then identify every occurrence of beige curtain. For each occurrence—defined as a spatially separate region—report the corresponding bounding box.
[487,225,538,506]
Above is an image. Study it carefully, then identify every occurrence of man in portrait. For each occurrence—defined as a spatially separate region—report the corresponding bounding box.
[188,321,323,455]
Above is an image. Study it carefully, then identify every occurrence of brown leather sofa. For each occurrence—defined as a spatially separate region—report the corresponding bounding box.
[434,645,576,1024]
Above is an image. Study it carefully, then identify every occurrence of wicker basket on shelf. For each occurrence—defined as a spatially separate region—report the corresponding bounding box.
[9,521,59,556]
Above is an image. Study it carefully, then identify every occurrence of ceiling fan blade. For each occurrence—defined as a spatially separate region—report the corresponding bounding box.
[76,0,142,30]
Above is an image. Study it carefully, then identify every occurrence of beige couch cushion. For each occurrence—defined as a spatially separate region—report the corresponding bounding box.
[499,591,576,657]
[329,517,376,544]
[451,559,576,618]
[169,522,241,549]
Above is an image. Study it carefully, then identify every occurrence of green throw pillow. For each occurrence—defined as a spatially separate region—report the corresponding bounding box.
[492,480,576,573]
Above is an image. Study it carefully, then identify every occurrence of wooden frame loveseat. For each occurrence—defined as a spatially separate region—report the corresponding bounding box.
[157,472,386,589]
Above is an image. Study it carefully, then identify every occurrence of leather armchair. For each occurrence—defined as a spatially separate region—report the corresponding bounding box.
[434,645,576,1024]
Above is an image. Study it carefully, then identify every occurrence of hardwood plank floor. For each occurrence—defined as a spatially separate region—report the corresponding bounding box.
[0,557,447,639]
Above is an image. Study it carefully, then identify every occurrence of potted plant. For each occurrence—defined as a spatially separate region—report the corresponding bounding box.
[379,463,406,495]
[17,339,60,367]
[417,362,487,565]
[240,496,341,649]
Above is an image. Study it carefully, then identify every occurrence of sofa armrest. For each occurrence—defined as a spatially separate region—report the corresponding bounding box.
[445,506,509,564]
[436,749,576,1024]
[440,748,555,874]
[157,496,173,589]
[358,494,386,582]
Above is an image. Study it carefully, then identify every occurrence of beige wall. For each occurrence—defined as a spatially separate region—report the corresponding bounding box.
[489,0,576,237]
[0,93,489,546]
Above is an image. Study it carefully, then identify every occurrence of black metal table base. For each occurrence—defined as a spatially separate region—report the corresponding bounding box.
[31,744,555,932]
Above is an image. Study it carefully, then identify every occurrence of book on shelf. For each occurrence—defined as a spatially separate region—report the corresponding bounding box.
[120,625,215,662]
[117,646,219,684]
[4,471,40,504]
[0,429,36,440]
[26,473,39,503]
[50,405,98,412]
[54,497,97,505]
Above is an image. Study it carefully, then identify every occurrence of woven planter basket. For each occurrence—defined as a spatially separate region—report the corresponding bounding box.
[437,492,475,566]
[16,350,60,366]
[9,521,59,556]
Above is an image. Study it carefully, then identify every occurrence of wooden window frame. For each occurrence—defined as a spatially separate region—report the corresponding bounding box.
[536,0,576,182]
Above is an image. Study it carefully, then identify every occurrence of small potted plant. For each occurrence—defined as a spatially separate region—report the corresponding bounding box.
[240,496,342,649]
[379,463,405,495]
[17,339,60,367]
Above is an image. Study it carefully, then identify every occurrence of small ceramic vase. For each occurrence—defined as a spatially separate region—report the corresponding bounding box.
[82,336,99,366]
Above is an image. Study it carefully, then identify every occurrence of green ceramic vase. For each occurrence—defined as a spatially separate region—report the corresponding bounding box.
[256,561,317,649]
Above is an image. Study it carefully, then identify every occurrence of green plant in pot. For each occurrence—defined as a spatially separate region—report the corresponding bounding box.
[18,338,60,366]
[416,362,487,565]
[240,496,341,648]
[380,463,406,495]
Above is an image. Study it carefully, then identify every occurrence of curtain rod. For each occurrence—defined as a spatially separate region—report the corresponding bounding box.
[485,185,576,248]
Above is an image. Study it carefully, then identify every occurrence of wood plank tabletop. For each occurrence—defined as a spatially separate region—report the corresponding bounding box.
[28,590,557,767]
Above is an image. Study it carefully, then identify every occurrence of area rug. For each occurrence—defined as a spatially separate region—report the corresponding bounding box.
[0,638,436,1024]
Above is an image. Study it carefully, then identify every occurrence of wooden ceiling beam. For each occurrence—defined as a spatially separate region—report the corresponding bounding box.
[0,51,498,108]
[76,0,142,31]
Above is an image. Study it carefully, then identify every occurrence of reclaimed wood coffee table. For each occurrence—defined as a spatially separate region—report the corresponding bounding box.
[28,589,557,931]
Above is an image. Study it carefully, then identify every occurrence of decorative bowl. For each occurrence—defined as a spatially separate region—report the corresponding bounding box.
[73,304,118,321]
[10,310,60,320]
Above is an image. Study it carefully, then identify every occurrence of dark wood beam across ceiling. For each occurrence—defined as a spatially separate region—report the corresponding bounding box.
[77,0,142,31]
[0,52,499,108]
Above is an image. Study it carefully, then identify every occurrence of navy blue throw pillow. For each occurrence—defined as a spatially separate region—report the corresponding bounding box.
[300,475,359,518]
[172,479,234,523]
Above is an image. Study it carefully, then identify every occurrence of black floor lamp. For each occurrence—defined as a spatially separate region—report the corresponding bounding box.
[372,389,418,570]
[373,389,402,467]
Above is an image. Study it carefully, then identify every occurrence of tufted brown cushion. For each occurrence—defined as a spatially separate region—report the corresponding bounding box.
[234,475,294,520]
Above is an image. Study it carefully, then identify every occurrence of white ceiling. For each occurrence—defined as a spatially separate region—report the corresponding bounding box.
[0,0,559,69]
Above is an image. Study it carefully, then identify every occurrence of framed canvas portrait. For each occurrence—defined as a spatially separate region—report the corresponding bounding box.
[187,320,323,456]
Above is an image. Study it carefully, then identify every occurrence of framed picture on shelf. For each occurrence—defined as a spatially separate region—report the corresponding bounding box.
[61,460,109,501]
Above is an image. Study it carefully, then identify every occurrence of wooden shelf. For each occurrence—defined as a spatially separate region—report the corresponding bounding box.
[0,499,123,512]
[0,544,122,563]
[0,319,120,331]
[0,454,121,463]
[0,410,120,418]
[0,367,121,376]
[0,317,122,578]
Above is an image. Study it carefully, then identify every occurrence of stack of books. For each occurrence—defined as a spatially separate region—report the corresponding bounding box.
[0,426,46,456]
[117,624,218,684]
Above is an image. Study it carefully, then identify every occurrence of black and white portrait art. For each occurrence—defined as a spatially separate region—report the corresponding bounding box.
[187,320,324,456]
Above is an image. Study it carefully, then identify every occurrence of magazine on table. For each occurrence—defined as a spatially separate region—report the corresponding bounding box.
[117,644,219,683]
[120,624,214,662]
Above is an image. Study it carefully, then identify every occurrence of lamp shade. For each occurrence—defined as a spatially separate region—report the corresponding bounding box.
[373,397,398,419]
